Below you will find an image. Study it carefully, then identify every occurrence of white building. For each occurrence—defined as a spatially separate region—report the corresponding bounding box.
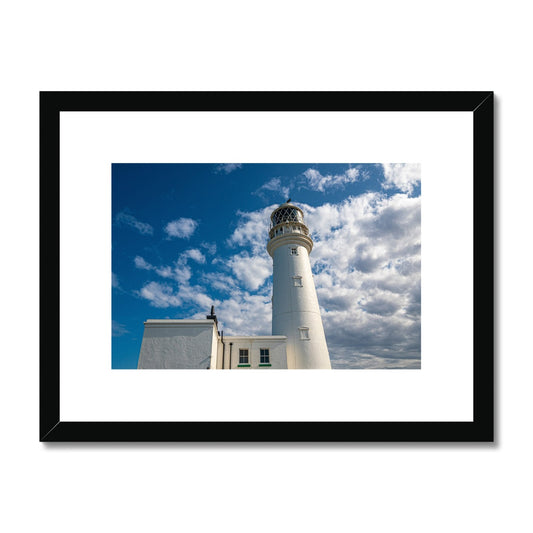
[138,318,288,369]
[137,201,331,369]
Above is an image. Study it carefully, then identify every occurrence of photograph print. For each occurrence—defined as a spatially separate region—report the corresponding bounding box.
[112,163,421,370]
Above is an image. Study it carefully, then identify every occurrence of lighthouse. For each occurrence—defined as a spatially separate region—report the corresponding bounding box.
[267,201,331,369]
[138,200,332,370]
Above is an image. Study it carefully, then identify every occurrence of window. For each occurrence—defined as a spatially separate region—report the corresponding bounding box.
[290,247,298,255]
[239,349,249,364]
[299,327,310,340]
[260,348,270,364]
[293,276,303,287]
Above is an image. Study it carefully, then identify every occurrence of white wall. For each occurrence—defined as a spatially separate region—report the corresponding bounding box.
[138,320,217,369]
[223,336,288,369]
[2,3,530,533]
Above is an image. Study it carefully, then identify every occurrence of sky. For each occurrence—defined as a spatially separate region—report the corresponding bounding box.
[112,163,421,369]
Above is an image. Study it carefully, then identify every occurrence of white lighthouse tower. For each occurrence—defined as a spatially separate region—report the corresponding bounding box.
[267,201,331,369]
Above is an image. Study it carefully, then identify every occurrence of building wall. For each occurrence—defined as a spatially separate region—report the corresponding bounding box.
[222,336,287,369]
[137,320,287,370]
[138,320,218,369]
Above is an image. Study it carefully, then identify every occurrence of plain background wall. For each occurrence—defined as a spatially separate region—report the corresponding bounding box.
[0,2,528,532]
[138,322,216,369]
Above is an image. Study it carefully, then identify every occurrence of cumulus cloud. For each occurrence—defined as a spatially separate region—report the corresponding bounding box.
[196,288,272,337]
[222,207,276,291]
[201,242,217,255]
[202,272,239,293]
[253,177,290,200]
[137,280,214,310]
[115,211,153,235]
[164,218,198,239]
[226,206,273,254]
[181,248,206,264]
[380,163,421,194]
[137,281,182,308]
[135,247,208,284]
[302,167,362,192]
[214,163,242,174]
[226,253,272,291]
[217,192,421,368]
[132,187,420,369]
[134,256,153,270]
[303,192,421,368]
[132,242,217,317]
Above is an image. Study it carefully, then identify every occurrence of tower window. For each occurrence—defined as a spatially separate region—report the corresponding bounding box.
[299,327,310,340]
[260,348,270,364]
[293,276,303,287]
[239,349,249,364]
[290,247,298,255]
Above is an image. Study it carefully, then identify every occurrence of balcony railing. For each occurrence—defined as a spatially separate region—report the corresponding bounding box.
[269,222,309,240]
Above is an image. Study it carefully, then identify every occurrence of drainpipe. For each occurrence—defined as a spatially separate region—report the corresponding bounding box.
[229,342,233,370]
[221,331,226,369]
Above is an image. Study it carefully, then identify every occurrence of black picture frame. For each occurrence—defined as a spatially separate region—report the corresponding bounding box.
[40,91,494,442]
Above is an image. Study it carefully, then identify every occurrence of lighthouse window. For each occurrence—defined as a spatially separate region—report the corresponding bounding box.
[239,349,249,364]
[293,276,303,287]
[260,348,270,364]
[299,327,310,340]
[290,247,298,255]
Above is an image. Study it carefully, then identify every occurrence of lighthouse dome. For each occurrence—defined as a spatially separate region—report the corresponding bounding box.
[267,200,313,257]
[270,201,304,227]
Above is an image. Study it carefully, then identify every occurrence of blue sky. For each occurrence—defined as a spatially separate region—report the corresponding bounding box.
[112,163,421,369]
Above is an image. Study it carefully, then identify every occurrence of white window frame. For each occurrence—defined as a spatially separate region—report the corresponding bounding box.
[293,275,303,287]
[299,327,310,340]
[290,247,298,256]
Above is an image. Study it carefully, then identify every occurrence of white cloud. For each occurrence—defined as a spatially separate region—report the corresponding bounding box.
[112,320,129,337]
[171,265,192,284]
[134,256,154,270]
[137,280,214,310]
[223,207,275,291]
[220,193,420,368]
[254,177,290,200]
[302,193,421,368]
[201,242,217,255]
[202,272,239,293]
[181,248,206,264]
[226,206,273,254]
[226,253,271,291]
[214,163,242,174]
[134,246,214,314]
[133,190,420,369]
[164,218,198,239]
[115,211,153,235]
[302,167,362,192]
[175,284,214,309]
[149,262,191,284]
[137,281,182,308]
[202,289,272,337]
[380,163,421,194]
[134,248,204,287]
